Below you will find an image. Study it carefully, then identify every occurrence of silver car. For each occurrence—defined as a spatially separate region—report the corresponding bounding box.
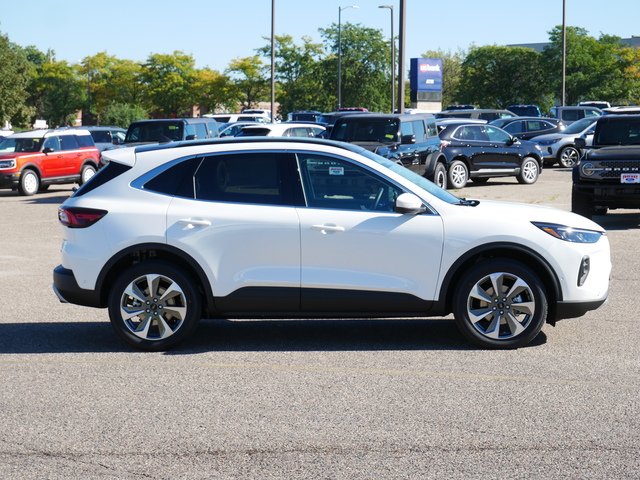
[533,117,596,167]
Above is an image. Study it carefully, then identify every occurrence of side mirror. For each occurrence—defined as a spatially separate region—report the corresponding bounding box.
[185,134,196,140]
[506,136,517,146]
[401,134,416,145]
[394,193,427,215]
[43,147,54,154]
[575,137,586,148]
[112,137,121,145]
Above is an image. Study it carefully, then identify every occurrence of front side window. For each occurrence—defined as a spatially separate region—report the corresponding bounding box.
[297,153,403,212]
[43,136,61,151]
[485,125,511,143]
[193,152,292,206]
[426,119,438,137]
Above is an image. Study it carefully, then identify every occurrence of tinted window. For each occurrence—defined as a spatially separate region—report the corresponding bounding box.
[409,120,426,141]
[43,136,61,151]
[297,153,402,212]
[485,125,511,143]
[193,153,292,206]
[60,135,79,150]
[454,126,487,141]
[90,131,111,143]
[503,122,524,134]
[125,122,184,142]
[332,118,399,143]
[72,161,132,197]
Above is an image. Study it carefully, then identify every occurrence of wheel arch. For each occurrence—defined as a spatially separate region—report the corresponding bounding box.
[438,242,562,324]
[95,243,215,316]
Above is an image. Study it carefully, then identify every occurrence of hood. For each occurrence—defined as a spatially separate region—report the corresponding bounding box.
[349,141,397,153]
[465,199,606,232]
[588,145,640,161]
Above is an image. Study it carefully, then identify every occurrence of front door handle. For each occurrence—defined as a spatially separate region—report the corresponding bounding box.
[178,218,212,227]
[311,224,345,234]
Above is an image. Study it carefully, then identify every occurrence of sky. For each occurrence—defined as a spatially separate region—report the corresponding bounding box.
[1,0,638,72]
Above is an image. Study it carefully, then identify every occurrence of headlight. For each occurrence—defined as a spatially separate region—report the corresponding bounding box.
[537,138,561,145]
[0,159,16,169]
[532,222,605,243]
[581,162,596,176]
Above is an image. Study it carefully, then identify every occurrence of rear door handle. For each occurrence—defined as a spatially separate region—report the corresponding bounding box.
[178,218,212,227]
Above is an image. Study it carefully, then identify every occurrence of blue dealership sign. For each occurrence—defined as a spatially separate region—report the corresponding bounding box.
[410,58,443,92]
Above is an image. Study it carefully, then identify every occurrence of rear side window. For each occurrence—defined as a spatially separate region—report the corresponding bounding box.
[192,152,293,206]
[72,161,132,197]
[60,135,79,150]
[76,134,95,148]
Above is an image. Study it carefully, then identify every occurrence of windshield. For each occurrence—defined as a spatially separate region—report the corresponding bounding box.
[125,122,184,143]
[358,148,461,204]
[331,118,399,143]
[0,137,43,153]
[563,117,596,134]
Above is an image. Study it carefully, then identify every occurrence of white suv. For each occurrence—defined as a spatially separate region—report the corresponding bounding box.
[53,138,611,351]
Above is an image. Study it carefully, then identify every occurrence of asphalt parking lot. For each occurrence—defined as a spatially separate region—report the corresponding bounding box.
[1,167,639,479]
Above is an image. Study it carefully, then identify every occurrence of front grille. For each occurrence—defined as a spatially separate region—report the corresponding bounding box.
[598,161,640,179]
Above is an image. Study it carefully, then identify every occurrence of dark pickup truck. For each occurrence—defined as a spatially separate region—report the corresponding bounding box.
[571,114,640,219]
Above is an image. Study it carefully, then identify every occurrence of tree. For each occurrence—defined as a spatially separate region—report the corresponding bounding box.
[421,49,465,109]
[458,45,552,110]
[541,27,633,105]
[320,23,390,112]
[257,34,325,118]
[225,56,270,111]
[193,68,237,114]
[0,33,35,128]
[101,102,147,128]
[140,51,198,117]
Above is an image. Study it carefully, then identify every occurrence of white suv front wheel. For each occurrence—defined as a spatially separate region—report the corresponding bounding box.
[108,261,202,351]
[453,260,547,349]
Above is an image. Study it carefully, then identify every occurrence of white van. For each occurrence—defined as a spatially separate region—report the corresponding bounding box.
[203,113,270,124]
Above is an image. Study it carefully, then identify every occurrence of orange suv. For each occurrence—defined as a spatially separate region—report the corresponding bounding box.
[0,128,100,195]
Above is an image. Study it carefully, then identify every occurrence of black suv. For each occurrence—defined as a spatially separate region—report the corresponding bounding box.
[572,114,640,219]
[329,113,448,188]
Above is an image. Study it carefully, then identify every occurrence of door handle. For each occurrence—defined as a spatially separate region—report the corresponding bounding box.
[178,218,212,227]
[311,224,345,234]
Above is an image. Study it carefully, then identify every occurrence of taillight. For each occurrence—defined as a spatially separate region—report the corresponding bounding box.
[58,207,107,228]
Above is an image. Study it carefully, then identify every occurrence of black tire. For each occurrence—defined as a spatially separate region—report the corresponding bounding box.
[448,160,468,189]
[79,164,97,185]
[571,187,594,219]
[558,146,580,168]
[431,162,447,189]
[517,157,540,184]
[452,259,547,349]
[18,169,40,196]
[108,261,202,351]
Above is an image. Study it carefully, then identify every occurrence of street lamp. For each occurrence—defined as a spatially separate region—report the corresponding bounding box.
[337,5,358,110]
[378,5,395,113]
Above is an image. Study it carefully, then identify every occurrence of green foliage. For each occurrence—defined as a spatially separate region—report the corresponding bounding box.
[0,33,35,128]
[140,51,198,118]
[101,103,147,128]
[542,26,637,106]
[458,45,552,110]
[320,23,391,112]
[225,56,270,110]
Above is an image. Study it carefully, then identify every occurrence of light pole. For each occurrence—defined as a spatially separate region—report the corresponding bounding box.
[397,0,406,113]
[378,5,395,113]
[270,0,276,122]
[337,5,358,110]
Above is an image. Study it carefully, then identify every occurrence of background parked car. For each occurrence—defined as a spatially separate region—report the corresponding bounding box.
[507,105,542,117]
[329,113,448,187]
[122,118,219,146]
[533,117,597,167]
[438,121,543,188]
[74,125,126,151]
[235,122,325,138]
[436,109,518,122]
[548,106,602,125]
[489,117,565,140]
[203,113,270,123]
[218,121,261,137]
[0,128,100,195]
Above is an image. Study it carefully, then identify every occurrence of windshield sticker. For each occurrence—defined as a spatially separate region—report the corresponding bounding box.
[329,166,344,176]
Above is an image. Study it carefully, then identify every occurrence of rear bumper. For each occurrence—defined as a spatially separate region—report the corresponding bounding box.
[53,265,104,308]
